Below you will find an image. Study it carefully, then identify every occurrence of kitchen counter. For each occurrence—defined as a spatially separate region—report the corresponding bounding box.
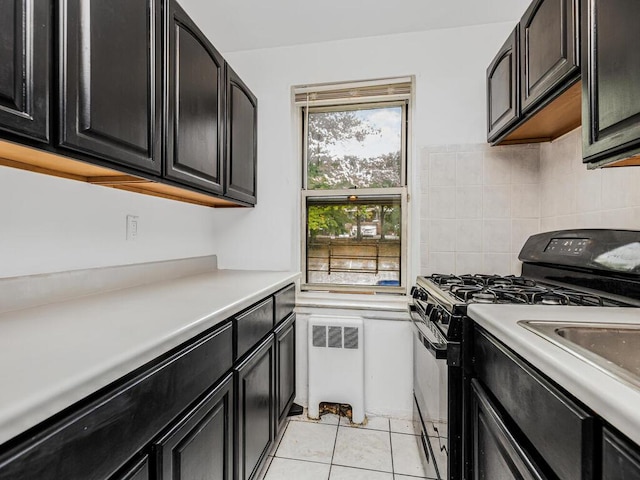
[0,267,299,446]
[468,304,640,446]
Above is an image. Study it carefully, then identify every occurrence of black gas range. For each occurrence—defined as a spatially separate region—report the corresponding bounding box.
[409,229,640,480]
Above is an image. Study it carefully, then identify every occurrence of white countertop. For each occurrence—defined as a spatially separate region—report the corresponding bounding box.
[468,304,640,445]
[0,268,299,446]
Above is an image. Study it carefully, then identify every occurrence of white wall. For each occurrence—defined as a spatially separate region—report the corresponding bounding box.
[212,23,516,273]
[0,167,218,278]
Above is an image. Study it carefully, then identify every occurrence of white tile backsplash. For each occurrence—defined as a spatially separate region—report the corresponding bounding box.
[429,153,456,186]
[421,128,640,276]
[421,142,540,274]
[539,128,640,231]
[456,152,484,186]
[456,186,483,218]
[429,187,456,218]
[483,185,511,218]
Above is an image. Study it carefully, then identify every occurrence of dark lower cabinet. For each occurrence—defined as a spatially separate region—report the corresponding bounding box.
[0,286,294,480]
[235,335,275,480]
[602,428,640,480]
[164,0,225,194]
[225,65,257,205]
[275,314,296,426]
[487,27,520,142]
[0,0,50,142]
[581,0,640,165]
[473,328,596,480]
[152,373,233,480]
[471,380,546,480]
[519,0,579,113]
[59,0,162,174]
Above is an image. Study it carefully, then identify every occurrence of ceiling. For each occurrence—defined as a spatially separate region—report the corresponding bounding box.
[179,0,531,53]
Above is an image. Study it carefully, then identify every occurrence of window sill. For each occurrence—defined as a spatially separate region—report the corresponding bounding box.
[295,290,409,314]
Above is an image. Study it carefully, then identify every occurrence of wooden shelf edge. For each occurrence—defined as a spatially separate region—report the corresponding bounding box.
[0,140,242,208]
[495,80,582,146]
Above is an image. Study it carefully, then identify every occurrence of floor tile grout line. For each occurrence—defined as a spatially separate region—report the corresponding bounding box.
[271,455,333,466]
[328,422,341,480]
[389,427,395,475]
[330,462,394,474]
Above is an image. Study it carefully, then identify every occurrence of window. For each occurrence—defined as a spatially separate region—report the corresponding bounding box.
[298,78,411,293]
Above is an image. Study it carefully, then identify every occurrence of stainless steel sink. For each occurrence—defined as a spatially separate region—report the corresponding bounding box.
[519,321,640,388]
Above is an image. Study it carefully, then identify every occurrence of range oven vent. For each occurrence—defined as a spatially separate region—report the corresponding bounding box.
[307,315,365,423]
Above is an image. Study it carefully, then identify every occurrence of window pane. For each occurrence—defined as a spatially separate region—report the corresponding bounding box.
[306,106,403,190]
[306,197,401,286]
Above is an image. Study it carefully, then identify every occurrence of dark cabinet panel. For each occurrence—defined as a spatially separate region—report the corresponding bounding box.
[275,314,296,426]
[113,456,149,480]
[59,0,162,173]
[165,1,224,193]
[274,284,295,325]
[471,380,547,480]
[487,27,520,142]
[225,65,257,205]
[474,328,596,480]
[0,0,49,142]
[520,0,579,113]
[603,428,640,480]
[0,321,232,480]
[235,297,274,360]
[582,0,640,164]
[236,335,275,480]
[153,373,233,480]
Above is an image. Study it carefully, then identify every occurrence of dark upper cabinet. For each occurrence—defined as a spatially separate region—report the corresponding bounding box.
[275,314,296,426]
[520,0,580,113]
[225,65,257,205]
[581,0,640,166]
[59,0,162,174]
[0,0,50,142]
[153,373,234,480]
[165,1,225,194]
[235,335,275,480]
[487,27,520,143]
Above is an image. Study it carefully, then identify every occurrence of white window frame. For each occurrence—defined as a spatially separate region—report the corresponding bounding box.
[297,82,412,295]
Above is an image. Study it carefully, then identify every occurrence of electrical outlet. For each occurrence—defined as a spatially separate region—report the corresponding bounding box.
[126,215,139,241]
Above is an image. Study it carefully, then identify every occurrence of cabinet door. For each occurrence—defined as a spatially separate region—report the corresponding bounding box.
[487,27,520,143]
[236,335,275,480]
[275,313,296,426]
[225,65,257,205]
[582,0,640,164]
[602,428,640,480]
[520,0,579,113]
[471,380,547,480]
[0,0,49,142]
[59,0,162,174]
[0,321,232,480]
[153,373,234,480]
[165,1,224,194]
[112,456,149,480]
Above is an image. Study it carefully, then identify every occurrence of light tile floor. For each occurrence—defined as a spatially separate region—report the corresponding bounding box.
[257,410,434,480]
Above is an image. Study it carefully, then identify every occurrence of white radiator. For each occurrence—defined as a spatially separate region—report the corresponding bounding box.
[307,315,365,424]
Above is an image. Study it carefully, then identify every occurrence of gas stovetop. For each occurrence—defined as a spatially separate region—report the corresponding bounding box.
[411,229,640,340]
[418,274,617,307]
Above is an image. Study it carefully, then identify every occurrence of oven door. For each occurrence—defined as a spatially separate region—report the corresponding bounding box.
[412,311,448,479]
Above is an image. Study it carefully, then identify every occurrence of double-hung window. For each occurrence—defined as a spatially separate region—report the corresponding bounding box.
[297,78,412,294]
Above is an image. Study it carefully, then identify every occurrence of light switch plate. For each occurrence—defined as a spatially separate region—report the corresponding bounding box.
[126,215,139,241]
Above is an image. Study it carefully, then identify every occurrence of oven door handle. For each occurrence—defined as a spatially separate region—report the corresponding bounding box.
[411,313,448,360]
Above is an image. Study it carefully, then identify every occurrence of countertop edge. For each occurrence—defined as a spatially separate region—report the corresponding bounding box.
[0,269,300,447]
